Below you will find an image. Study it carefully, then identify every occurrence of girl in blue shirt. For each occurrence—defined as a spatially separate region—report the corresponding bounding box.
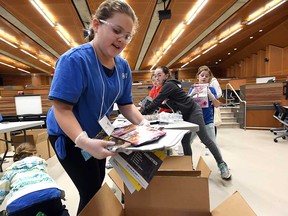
[188,66,221,144]
[46,0,148,214]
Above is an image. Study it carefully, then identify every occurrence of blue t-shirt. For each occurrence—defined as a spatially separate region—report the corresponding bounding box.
[188,86,217,125]
[47,43,133,138]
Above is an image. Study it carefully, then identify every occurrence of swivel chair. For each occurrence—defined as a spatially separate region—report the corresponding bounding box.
[273,105,288,143]
[270,103,286,135]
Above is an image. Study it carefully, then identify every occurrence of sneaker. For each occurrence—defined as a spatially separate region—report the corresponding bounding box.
[218,162,231,180]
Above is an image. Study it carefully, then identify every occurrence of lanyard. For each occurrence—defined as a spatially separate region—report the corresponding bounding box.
[91,44,121,121]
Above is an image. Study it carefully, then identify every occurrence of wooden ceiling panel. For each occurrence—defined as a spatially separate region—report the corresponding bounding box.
[0,0,288,79]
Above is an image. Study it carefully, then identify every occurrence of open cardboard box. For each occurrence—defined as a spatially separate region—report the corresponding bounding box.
[11,129,50,160]
[79,156,256,216]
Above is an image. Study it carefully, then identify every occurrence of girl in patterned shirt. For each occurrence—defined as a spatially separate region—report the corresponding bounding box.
[0,143,69,216]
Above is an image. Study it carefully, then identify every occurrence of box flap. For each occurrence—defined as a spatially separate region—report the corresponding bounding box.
[124,175,210,216]
[159,156,193,171]
[156,170,201,177]
[196,156,211,178]
[211,191,256,216]
[79,183,124,216]
[108,168,125,194]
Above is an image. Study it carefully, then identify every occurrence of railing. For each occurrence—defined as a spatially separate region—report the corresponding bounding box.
[225,83,247,130]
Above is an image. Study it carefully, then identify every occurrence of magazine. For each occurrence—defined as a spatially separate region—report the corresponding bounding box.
[190,84,209,108]
[111,150,166,190]
[111,124,166,146]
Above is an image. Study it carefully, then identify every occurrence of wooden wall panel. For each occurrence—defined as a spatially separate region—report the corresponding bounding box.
[266,45,283,75]
[251,54,257,77]
[132,72,152,82]
[241,82,283,106]
[1,75,31,86]
[283,46,288,74]
[246,109,281,128]
[256,50,266,76]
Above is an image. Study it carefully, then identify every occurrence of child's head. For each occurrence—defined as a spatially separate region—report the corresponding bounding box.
[88,0,139,42]
[13,143,37,162]
[196,65,213,84]
[154,66,171,85]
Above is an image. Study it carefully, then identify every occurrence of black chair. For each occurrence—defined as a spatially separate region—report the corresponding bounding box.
[273,105,288,143]
[270,103,287,135]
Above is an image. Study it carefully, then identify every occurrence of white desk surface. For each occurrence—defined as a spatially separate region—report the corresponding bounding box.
[0,121,45,134]
[152,121,199,133]
[113,118,199,133]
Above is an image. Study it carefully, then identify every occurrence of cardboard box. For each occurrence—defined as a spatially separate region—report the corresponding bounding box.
[48,140,55,158]
[11,129,50,160]
[79,156,256,216]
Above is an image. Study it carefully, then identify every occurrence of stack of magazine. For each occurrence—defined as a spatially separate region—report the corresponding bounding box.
[103,124,189,193]
[109,150,166,193]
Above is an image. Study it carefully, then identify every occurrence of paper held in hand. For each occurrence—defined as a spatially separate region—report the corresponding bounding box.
[192,83,209,108]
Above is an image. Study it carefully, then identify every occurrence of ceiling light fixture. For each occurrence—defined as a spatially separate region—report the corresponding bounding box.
[150,63,157,71]
[190,54,201,62]
[163,44,172,55]
[30,0,75,47]
[0,37,18,48]
[181,62,189,68]
[39,59,51,67]
[247,0,286,25]
[17,68,31,74]
[219,25,243,43]
[20,49,38,59]
[186,0,208,25]
[30,0,55,27]
[150,0,208,68]
[172,29,185,44]
[56,26,71,46]
[202,44,218,54]
[0,61,16,68]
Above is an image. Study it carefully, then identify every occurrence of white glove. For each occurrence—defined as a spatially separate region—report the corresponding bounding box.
[74,131,116,159]
[139,118,150,127]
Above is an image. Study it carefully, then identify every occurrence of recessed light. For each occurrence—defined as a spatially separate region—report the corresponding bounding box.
[219,59,222,62]
[259,29,263,32]
[234,48,237,51]
[215,62,218,64]
[250,36,253,39]
[228,52,231,55]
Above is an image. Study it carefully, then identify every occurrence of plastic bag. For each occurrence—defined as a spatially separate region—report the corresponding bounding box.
[214,107,222,127]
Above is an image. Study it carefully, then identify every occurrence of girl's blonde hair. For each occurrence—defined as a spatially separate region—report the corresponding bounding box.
[13,142,37,162]
[88,0,139,41]
[196,65,214,81]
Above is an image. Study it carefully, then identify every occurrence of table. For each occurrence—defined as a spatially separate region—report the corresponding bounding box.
[113,118,199,133]
[0,120,45,172]
[151,120,199,133]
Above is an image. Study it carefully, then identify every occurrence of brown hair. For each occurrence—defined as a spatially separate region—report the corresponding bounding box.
[13,142,37,162]
[88,0,139,41]
[156,66,171,78]
[196,65,213,81]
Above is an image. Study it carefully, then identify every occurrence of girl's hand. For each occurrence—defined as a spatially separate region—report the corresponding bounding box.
[75,131,116,159]
[190,88,199,97]
[207,89,215,101]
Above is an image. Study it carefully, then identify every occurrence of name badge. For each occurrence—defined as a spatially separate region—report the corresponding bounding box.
[98,115,114,135]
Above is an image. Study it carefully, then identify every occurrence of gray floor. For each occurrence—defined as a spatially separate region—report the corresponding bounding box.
[1,128,288,216]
